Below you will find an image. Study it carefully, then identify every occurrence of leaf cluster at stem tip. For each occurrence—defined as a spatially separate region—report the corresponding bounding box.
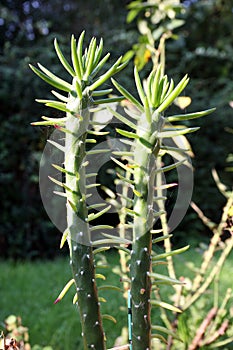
[29,31,128,109]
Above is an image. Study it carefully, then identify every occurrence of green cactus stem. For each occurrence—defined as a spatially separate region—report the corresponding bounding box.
[129,112,162,349]
[30,32,127,350]
[111,65,215,349]
[65,93,105,349]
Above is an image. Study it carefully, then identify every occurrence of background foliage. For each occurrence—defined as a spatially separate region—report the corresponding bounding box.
[0,0,232,259]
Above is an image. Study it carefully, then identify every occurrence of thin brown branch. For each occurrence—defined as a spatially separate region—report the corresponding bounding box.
[184,235,233,310]
[201,320,229,346]
[211,169,229,198]
[190,201,219,293]
[185,196,233,305]
[191,201,216,231]
[188,307,217,350]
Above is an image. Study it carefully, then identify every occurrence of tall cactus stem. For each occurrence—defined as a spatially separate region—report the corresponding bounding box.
[65,90,105,349]
[130,114,161,349]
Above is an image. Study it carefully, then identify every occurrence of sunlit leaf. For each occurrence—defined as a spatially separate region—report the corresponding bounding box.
[174,96,191,110]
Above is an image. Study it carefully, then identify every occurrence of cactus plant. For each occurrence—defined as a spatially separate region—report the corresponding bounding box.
[30,32,127,350]
[30,32,215,349]
[109,65,214,349]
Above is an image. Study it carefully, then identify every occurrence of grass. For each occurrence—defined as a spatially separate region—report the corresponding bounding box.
[0,257,78,349]
[0,246,232,349]
[0,252,126,349]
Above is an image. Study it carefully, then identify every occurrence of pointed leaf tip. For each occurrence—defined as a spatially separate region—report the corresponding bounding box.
[102,314,117,324]
[54,278,75,304]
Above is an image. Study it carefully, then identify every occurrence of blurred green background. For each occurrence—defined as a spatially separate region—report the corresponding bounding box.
[0,0,232,258]
[1,1,233,349]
